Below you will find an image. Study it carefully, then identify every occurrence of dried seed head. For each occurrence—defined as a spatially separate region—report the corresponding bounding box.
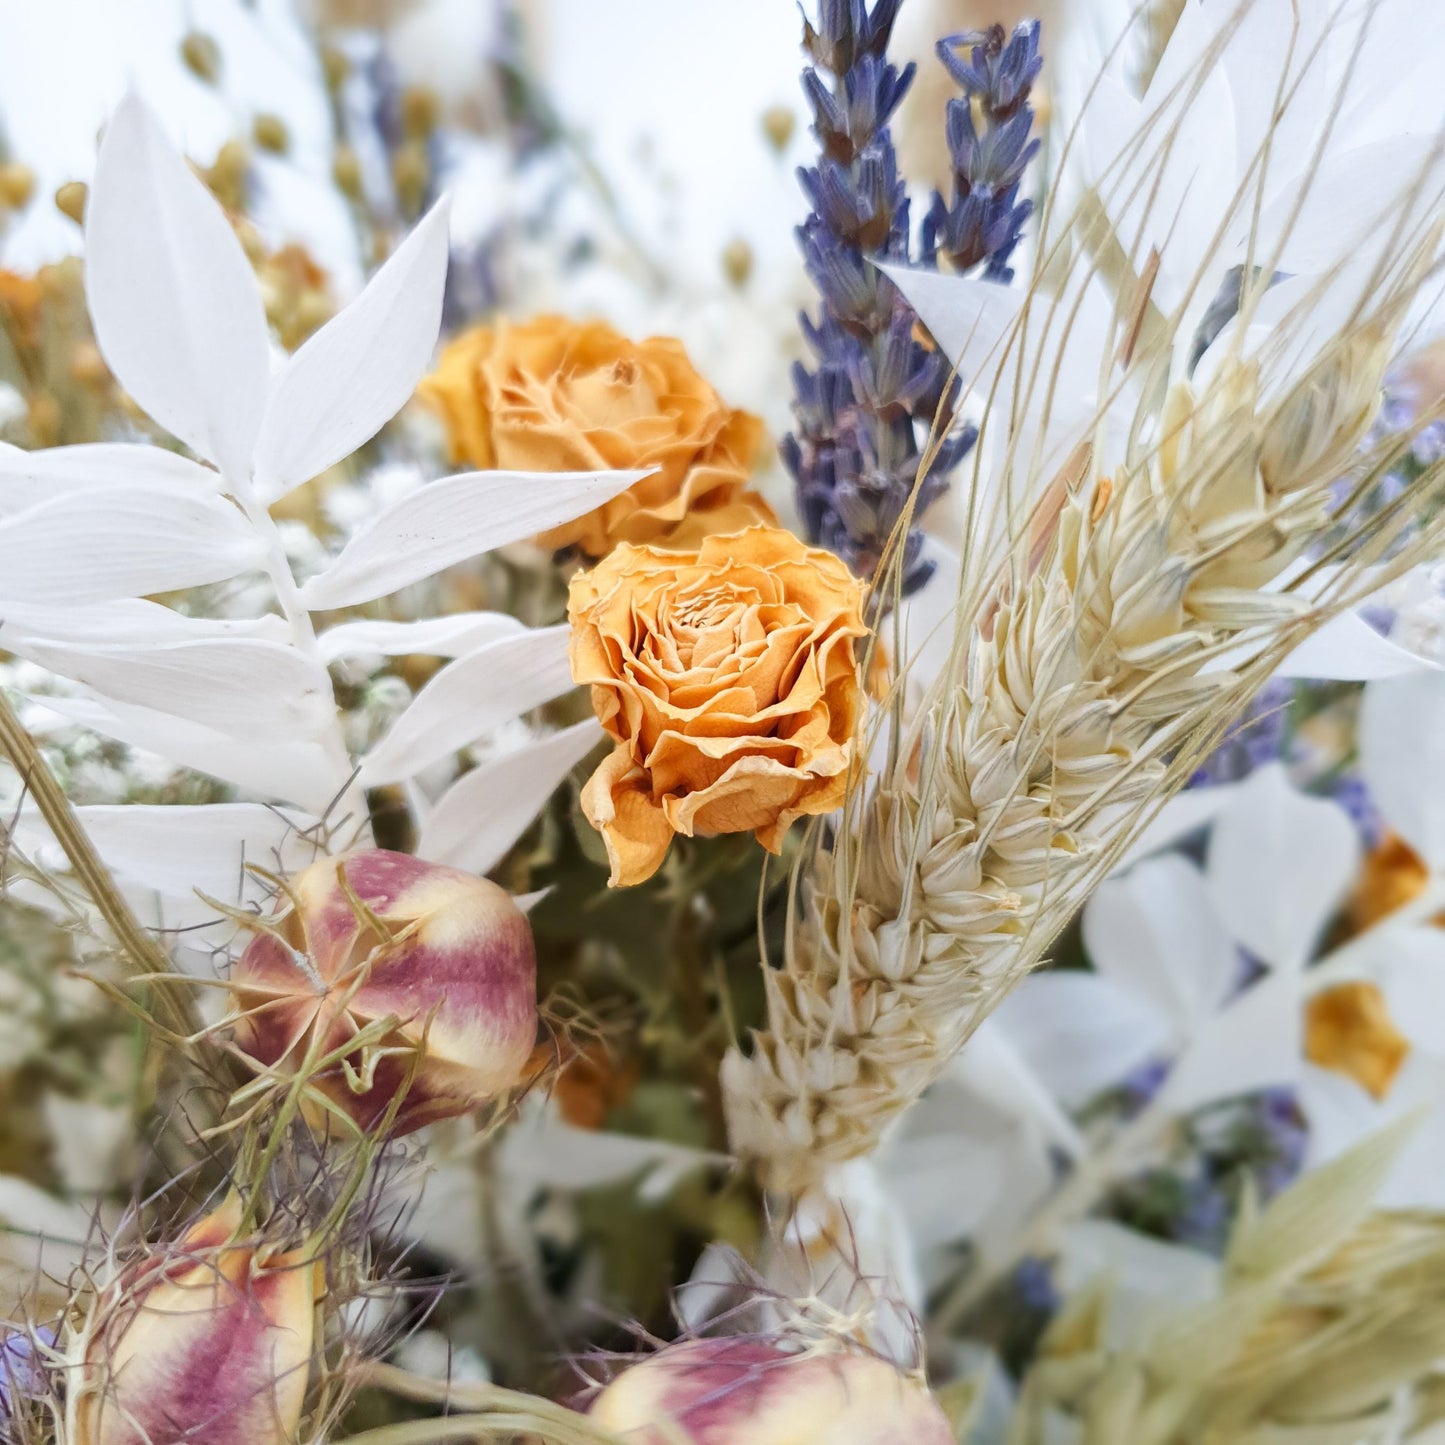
[0,163,35,211]
[722,238,755,289]
[252,113,291,156]
[229,849,537,1136]
[54,182,87,226]
[391,142,429,219]
[400,85,439,142]
[1260,327,1390,498]
[762,105,797,153]
[332,145,363,200]
[180,30,222,84]
[68,1196,318,1445]
[588,1337,954,1444]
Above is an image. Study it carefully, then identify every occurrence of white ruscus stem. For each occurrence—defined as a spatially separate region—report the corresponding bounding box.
[238,488,370,842]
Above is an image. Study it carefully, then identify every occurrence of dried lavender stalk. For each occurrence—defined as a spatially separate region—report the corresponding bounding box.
[784,4,1040,594]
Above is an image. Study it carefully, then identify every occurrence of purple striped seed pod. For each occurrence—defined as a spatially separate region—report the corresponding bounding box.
[69,1197,318,1445]
[230,848,537,1136]
[587,1337,955,1444]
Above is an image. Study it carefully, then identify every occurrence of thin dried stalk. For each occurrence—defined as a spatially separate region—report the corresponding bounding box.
[349,1362,626,1445]
[0,687,206,1055]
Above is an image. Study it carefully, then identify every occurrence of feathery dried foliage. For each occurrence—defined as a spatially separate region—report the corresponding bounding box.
[1012,1121,1445,1443]
[723,0,1445,1192]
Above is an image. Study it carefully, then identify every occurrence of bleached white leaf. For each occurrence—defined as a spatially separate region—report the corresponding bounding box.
[1057,1221,1219,1353]
[29,694,346,813]
[84,96,270,480]
[252,200,451,498]
[12,802,320,901]
[497,1106,717,1195]
[1118,784,1239,869]
[1359,671,1445,869]
[318,611,524,663]
[1157,970,1303,1115]
[946,1017,1086,1159]
[878,264,1021,396]
[1274,608,1437,680]
[936,1017,1086,1161]
[887,1088,1055,1251]
[0,487,261,604]
[1207,764,1360,972]
[0,599,288,648]
[1085,854,1240,1029]
[416,720,601,873]
[885,261,1129,512]
[5,634,333,738]
[1086,64,1237,318]
[996,970,1175,1111]
[886,1021,1081,1254]
[358,625,576,785]
[1238,135,1445,280]
[299,468,646,609]
[1217,0,1330,200]
[1349,924,1445,1055]
[0,441,222,517]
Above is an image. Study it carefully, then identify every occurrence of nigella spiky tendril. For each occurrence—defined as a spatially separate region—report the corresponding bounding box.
[922,22,1042,283]
[785,4,1038,598]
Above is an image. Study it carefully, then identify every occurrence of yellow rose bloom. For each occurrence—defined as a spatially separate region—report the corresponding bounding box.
[419,315,774,556]
[568,525,869,886]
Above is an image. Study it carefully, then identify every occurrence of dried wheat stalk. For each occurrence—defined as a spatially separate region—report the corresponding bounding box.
[723,210,1444,1193]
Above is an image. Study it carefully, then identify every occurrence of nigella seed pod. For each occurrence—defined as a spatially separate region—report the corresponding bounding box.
[230,849,537,1136]
[69,1197,318,1445]
[587,1337,955,1444]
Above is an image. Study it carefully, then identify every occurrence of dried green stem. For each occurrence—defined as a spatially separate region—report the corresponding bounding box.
[348,1362,625,1445]
[0,686,207,1057]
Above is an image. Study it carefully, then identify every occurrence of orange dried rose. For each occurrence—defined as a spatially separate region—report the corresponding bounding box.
[568,525,869,887]
[418,315,774,556]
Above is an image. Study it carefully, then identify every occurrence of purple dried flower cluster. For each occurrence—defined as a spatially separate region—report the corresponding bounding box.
[922,23,1042,282]
[783,2,1040,595]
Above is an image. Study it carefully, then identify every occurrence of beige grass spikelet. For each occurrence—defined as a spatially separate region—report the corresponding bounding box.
[1007,1125,1445,1443]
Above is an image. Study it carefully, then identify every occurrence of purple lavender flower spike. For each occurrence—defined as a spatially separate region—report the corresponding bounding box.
[785,3,1040,598]
[922,22,1042,283]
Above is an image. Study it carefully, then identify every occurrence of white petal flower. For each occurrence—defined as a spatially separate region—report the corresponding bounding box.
[1206,764,1360,972]
[1360,672,1445,870]
[1298,1056,1445,1210]
[1005,768,1359,1122]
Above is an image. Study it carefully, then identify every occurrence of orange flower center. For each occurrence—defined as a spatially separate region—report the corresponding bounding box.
[1347,832,1430,935]
[1304,980,1410,1100]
